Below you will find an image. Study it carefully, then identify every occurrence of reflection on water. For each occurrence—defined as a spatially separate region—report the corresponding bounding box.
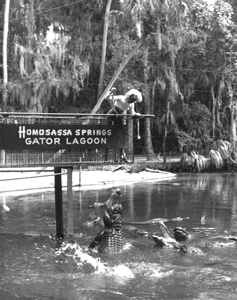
[1,173,237,299]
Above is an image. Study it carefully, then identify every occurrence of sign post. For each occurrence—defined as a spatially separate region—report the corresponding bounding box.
[67,167,73,237]
[54,167,64,239]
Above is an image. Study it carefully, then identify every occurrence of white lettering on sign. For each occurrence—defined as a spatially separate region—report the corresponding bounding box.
[75,129,111,136]
[17,126,112,147]
[18,126,73,138]
[25,137,61,145]
[66,137,107,145]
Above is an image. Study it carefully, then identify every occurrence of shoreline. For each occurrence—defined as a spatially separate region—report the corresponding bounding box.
[0,167,177,195]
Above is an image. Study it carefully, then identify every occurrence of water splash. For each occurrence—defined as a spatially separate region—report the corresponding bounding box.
[55,242,175,280]
[130,262,174,279]
[2,195,10,211]
[55,242,134,278]
[112,265,134,278]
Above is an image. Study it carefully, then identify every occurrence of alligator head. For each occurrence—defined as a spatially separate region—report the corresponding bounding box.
[152,222,190,247]
[103,188,122,230]
[89,188,125,254]
[152,221,177,247]
[173,227,190,242]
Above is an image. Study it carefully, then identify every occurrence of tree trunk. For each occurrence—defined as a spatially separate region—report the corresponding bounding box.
[216,76,224,133]
[97,0,112,99]
[143,47,156,161]
[26,0,34,74]
[144,118,157,160]
[1,0,10,165]
[211,83,216,140]
[162,100,170,164]
[128,118,133,160]
[90,35,146,114]
[229,85,237,148]
[2,0,10,110]
[230,109,237,148]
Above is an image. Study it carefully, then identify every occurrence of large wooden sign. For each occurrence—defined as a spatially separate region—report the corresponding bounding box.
[0,124,125,150]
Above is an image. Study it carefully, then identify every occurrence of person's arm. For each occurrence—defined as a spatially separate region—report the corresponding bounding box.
[128,103,141,116]
[104,88,117,107]
[128,103,135,115]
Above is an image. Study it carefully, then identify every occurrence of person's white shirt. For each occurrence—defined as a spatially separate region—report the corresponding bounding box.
[107,89,143,115]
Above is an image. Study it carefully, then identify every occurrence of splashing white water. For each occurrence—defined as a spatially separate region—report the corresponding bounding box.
[2,196,10,211]
[128,262,175,279]
[55,242,175,280]
[55,242,134,278]
[112,265,134,278]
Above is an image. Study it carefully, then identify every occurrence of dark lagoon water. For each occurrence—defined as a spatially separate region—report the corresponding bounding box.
[1,173,237,300]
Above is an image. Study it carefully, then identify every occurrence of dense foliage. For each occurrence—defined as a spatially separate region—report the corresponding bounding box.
[1,0,237,157]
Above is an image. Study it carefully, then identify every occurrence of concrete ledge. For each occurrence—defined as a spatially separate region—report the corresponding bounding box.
[0,169,177,195]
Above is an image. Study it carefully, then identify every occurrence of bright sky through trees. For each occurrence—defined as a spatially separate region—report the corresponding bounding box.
[204,0,216,4]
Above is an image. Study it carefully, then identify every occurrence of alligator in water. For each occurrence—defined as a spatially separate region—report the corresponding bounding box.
[152,221,190,248]
[88,196,236,255]
[88,188,125,254]
[152,221,236,255]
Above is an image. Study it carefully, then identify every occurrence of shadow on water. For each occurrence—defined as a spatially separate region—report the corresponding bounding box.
[1,173,237,299]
